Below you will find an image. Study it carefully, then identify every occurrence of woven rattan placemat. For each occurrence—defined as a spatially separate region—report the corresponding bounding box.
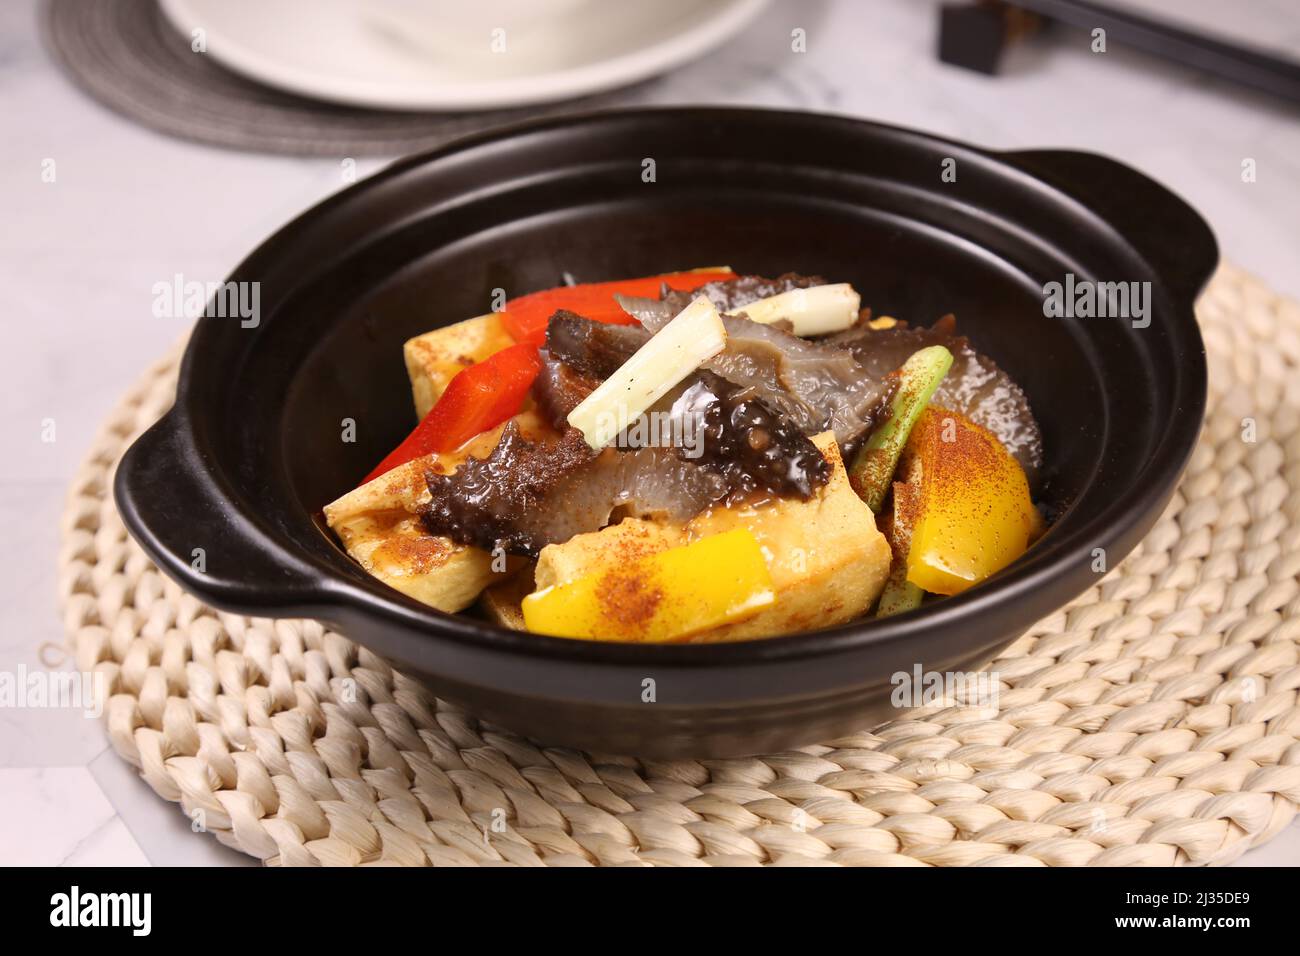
[58,263,1300,866]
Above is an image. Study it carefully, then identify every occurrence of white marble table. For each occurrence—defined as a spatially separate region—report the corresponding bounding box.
[1,0,1297,866]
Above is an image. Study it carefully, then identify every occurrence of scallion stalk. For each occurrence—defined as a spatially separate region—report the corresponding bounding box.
[849,345,953,513]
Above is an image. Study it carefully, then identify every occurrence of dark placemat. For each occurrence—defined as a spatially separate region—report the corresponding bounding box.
[41,0,655,156]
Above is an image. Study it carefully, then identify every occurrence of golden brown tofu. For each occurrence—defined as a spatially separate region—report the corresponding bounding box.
[322,417,538,613]
[526,433,891,641]
[477,565,536,631]
[403,313,514,418]
[329,506,498,612]
[533,518,683,591]
[684,433,891,640]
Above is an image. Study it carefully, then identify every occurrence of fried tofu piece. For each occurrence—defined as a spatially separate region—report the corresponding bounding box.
[323,418,535,613]
[533,519,683,591]
[329,506,498,612]
[684,434,891,640]
[478,565,536,631]
[526,433,891,641]
[404,313,514,418]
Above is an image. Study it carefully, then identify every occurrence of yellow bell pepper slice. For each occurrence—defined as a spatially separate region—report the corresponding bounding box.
[904,406,1037,596]
[521,528,775,642]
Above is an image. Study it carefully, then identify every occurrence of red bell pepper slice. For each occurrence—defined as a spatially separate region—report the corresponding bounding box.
[500,270,736,347]
[361,343,541,484]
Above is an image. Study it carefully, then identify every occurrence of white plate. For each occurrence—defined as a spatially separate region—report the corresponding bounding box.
[160,0,768,111]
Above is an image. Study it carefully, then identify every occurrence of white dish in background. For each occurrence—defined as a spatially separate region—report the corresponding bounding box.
[364,0,593,59]
[159,0,768,111]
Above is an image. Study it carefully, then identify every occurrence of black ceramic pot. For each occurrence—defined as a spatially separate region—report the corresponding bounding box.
[116,108,1215,757]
